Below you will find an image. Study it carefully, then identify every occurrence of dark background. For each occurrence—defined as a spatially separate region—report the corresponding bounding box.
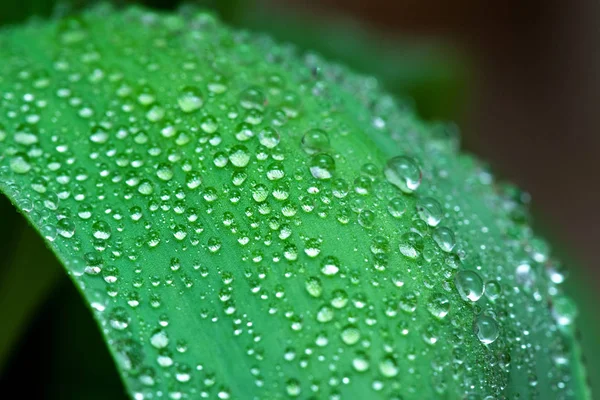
[0,0,598,397]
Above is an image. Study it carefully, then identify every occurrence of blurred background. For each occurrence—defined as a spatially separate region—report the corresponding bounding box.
[0,0,598,398]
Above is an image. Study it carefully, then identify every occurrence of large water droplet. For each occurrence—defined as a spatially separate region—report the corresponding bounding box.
[258,127,280,148]
[427,293,450,319]
[416,197,443,227]
[10,153,32,174]
[150,329,169,349]
[384,156,421,193]
[455,270,484,302]
[474,315,499,345]
[309,153,335,180]
[378,356,399,377]
[177,86,204,113]
[433,227,455,253]
[229,145,250,168]
[301,129,329,154]
[341,325,360,345]
[399,232,423,259]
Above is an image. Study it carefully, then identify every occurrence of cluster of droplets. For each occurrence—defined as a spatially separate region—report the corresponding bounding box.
[0,5,582,400]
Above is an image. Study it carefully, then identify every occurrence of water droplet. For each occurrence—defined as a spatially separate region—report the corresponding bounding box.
[92,220,112,240]
[239,87,266,110]
[150,329,169,349]
[57,218,76,238]
[384,156,421,193]
[317,305,334,322]
[90,127,109,144]
[515,262,535,289]
[378,356,399,377]
[304,238,321,258]
[309,153,335,180]
[551,296,578,327]
[177,86,204,113]
[340,325,360,345]
[399,232,423,259]
[285,378,301,397]
[416,197,443,227]
[10,154,32,174]
[352,352,370,372]
[387,197,406,218]
[320,256,340,276]
[229,145,250,168]
[474,315,499,345]
[433,227,455,252]
[109,307,130,330]
[156,163,174,181]
[427,293,450,319]
[331,290,348,309]
[455,270,484,302]
[358,209,376,228]
[258,127,280,148]
[301,129,329,154]
[484,280,501,301]
[305,277,322,297]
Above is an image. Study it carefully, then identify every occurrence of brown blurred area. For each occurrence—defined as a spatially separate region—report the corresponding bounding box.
[264,0,600,282]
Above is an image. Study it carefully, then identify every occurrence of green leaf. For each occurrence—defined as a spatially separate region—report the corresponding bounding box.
[0,4,591,399]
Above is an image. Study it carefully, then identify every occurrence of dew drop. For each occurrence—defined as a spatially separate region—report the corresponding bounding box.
[455,270,485,302]
[341,325,360,345]
[320,256,340,276]
[309,153,335,180]
[92,220,112,240]
[551,296,578,327]
[156,163,174,181]
[387,197,406,218]
[258,127,280,148]
[229,145,250,168]
[301,129,329,154]
[177,86,204,113]
[378,356,399,377]
[484,280,502,301]
[474,315,499,345]
[384,156,421,193]
[150,329,169,349]
[10,153,32,174]
[427,293,450,319]
[416,197,443,227]
[305,277,322,297]
[352,352,370,372]
[398,232,423,259]
[433,227,455,253]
